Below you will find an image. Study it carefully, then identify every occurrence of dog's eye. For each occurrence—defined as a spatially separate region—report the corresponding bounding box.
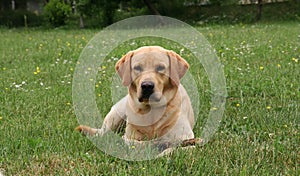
[156,65,165,72]
[133,65,142,72]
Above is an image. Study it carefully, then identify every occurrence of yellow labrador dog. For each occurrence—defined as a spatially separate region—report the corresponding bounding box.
[76,46,202,154]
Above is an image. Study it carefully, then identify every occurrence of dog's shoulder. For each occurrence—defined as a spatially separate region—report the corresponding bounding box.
[112,95,129,118]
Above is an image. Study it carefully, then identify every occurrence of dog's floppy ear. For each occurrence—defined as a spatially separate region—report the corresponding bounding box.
[167,50,189,86]
[115,51,134,86]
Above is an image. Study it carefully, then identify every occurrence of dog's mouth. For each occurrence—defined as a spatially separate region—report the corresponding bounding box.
[138,93,161,103]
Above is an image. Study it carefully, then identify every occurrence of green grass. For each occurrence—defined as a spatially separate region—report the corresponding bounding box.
[0,22,299,175]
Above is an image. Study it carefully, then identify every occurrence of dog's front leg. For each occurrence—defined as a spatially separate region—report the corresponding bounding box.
[76,96,127,136]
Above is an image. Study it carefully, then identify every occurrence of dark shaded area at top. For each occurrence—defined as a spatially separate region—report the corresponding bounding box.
[0,0,299,28]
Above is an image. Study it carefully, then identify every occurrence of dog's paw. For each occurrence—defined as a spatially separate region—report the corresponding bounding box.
[181,138,204,147]
[157,145,197,158]
[75,125,98,136]
[157,147,175,158]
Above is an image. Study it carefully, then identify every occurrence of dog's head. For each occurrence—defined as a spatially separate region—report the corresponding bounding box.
[115,46,189,104]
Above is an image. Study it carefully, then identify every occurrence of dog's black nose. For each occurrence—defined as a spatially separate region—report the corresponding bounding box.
[141,81,154,91]
[139,81,156,102]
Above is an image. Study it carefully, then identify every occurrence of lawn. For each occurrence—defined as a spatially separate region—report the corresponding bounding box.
[0,22,299,175]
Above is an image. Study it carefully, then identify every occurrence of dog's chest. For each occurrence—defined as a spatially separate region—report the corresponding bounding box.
[125,104,179,140]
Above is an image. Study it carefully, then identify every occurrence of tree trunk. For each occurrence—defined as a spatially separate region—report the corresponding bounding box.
[143,0,161,15]
[143,0,165,25]
[79,15,84,29]
[256,0,263,21]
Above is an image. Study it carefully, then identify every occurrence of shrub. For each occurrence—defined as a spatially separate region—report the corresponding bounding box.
[0,10,43,28]
[44,0,71,27]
